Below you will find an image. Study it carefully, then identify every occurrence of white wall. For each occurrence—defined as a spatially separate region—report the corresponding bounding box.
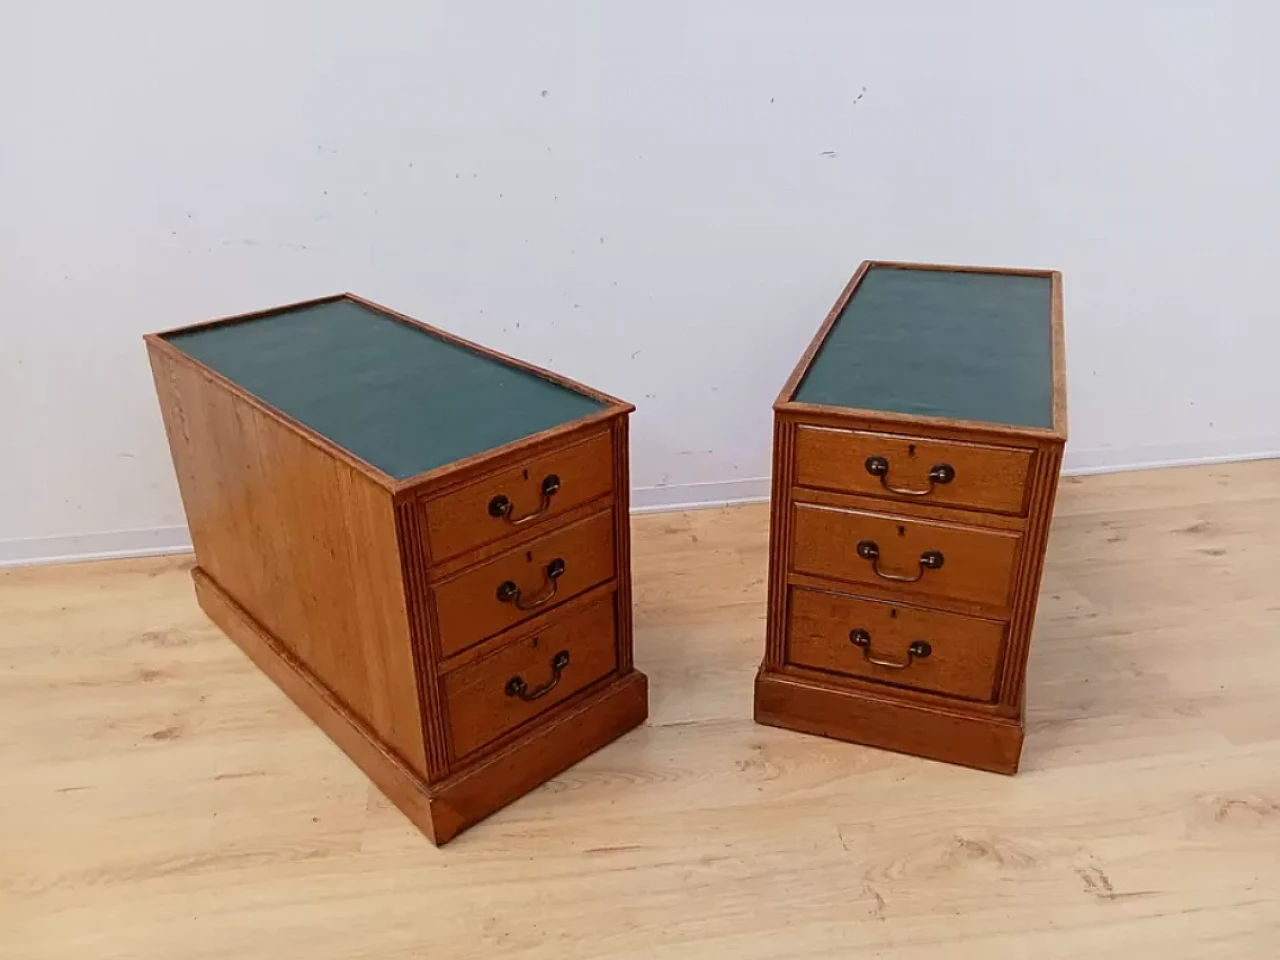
[3,2,1279,565]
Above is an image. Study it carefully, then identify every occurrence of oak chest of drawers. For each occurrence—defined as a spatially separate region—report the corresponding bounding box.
[755,262,1066,773]
[146,294,647,843]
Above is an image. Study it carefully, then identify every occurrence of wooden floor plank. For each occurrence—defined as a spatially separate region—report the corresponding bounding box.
[3,461,1279,958]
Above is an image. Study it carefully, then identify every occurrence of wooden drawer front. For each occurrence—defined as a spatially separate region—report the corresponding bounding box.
[787,587,1006,702]
[794,425,1032,516]
[791,502,1020,611]
[432,510,616,659]
[423,432,614,563]
[443,596,618,759]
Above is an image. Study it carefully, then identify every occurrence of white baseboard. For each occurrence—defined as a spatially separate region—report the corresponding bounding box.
[630,476,771,514]
[4,442,1277,569]
[1062,439,1280,476]
[0,525,194,570]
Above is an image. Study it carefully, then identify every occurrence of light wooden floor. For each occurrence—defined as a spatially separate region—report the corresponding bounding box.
[4,461,1280,959]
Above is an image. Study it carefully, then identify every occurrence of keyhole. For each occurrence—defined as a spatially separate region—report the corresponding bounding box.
[526,550,533,562]
[897,525,906,537]
[522,468,529,480]
[908,444,916,456]
[890,608,898,619]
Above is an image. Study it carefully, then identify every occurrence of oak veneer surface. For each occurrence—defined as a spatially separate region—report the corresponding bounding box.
[165,299,605,479]
[794,266,1054,428]
[147,346,428,774]
[443,595,619,760]
[431,509,617,659]
[789,502,1022,612]
[787,587,1006,702]
[7,461,1280,959]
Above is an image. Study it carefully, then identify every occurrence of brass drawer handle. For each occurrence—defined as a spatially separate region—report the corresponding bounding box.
[505,650,571,701]
[496,557,566,611]
[855,540,944,583]
[489,474,562,524]
[849,629,932,669]
[865,456,955,497]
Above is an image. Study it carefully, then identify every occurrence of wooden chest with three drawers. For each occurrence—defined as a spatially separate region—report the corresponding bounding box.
[146,294,647,844]
[755,261,1067,773]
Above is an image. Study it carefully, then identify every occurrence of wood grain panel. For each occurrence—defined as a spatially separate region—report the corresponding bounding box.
[997,439,1065,714]
[787,586,1007,702]
[442,595,618,760]
[755,668,1024,774]
[795,485,1026,533]
[421,430,614,563]
[790,502,1022,612]
[394,501,450,780]
[610,415,636,674]
[794,424,1033,516]
[190,569,439,840]
[763,414,797,668]
[147,345,428,776]
[430,510,616,659]
[428,670,647,844]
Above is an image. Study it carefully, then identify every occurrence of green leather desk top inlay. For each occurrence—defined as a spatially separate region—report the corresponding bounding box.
[794,267,1054,429]
[165,299,607,480]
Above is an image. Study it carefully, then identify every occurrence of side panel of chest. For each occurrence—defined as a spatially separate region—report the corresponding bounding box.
[147,343,429,777]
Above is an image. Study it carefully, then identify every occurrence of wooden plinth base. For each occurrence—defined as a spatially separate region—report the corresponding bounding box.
[194,567,649,844]
[754,666,1023,775]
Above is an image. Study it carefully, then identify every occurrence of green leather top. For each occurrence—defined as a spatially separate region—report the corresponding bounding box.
[165,299,607,480]
[793,267,1055,429]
